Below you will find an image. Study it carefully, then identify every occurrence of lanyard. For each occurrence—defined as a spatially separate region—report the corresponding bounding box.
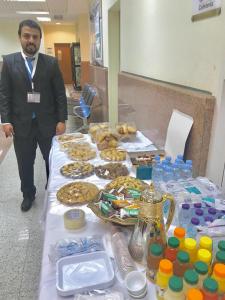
[24,57,38,90]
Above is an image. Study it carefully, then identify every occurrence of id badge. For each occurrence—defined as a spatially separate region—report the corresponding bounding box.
[27,92,40,103]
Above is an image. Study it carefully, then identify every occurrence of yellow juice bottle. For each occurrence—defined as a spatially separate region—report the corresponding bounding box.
[184,238,197,263]
[155,259,173,300]
[199,236,213,252]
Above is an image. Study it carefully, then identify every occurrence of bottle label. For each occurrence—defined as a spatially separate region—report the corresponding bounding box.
[156,285,166,298]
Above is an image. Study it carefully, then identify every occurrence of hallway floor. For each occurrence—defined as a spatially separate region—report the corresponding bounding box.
[0,114,79,300]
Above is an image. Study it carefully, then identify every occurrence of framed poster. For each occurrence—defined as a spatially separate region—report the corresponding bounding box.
[90,0,103,66]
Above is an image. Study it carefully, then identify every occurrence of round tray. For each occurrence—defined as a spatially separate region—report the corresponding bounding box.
[94,163,129,180]
[57,182,99,205]
[60,162,94,179]
[105,176,148,192]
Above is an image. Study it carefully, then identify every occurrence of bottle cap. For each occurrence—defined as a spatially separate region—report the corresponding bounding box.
[187,288,203,300]
[194,203,202,208]
[182,203,190,210]
[204,215,213,223]
[186,160,193,165]
[174,227,185,239]
[191,217,200,225]
[213,263,225,278]
[177,154,183,160]
[194,261,208,275]
[177,251,190,263]
[168,276,183,292]
[197,249,211,264]
[218,240,225,252]
[208,207,217,215]
[184,269,199,285]
[159,259,173,274]
[203,277,218,293]
[168,237,180,249]
[199,236,212,251]
[184,238,197,250]
[195,208,204,216]
[150,243,163,256]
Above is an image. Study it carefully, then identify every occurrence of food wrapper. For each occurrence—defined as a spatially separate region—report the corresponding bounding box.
[89,122,109,143]
[95,128,120,150]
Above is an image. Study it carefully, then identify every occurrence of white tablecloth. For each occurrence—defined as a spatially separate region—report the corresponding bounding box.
[38,134,157,300]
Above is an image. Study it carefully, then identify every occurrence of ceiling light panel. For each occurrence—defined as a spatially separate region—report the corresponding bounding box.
[36,16,51,21]
[16,10,49,14]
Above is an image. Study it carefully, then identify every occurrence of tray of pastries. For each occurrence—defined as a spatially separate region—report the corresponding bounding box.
[100,148,126,161]
[60,141,91,152]
[57,182,99,205]
[95,163,129,180]
[60,162,94,179]
[105,176,147,192]
[68,148,96,161]
[95,129,119,150]
[57,133,84,143]
[89,122,109,142]
[116,122,137,139]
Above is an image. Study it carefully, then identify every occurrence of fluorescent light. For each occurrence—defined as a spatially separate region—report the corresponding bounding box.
[56,22,61,25]
[37,17,51,22]
[16,11,49,15]
[5,0,46,2]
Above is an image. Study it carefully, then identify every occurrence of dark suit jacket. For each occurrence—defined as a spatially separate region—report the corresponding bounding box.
[0,52,68,137]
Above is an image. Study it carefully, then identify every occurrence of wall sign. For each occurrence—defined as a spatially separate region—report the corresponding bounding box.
[192,0,221,21]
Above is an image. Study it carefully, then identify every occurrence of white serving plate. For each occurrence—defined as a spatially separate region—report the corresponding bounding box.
[56,251,115,297]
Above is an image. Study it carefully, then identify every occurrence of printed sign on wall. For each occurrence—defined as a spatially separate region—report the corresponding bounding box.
[192,0,221,20]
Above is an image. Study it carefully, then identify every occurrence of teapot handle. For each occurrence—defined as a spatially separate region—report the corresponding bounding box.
[162,193,175,232]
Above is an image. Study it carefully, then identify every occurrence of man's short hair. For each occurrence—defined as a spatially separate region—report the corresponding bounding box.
[18,19,42,38]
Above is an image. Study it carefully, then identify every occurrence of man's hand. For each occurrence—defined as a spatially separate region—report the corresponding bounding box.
[2,124,14,138]
[56,122,66,135]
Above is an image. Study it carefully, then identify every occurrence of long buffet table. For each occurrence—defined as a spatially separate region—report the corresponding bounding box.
[38,133,157,300]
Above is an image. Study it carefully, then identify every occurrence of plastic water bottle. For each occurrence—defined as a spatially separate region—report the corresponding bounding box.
[165,156,172,166]
[152,163,163,185]
[154,155,161,165]
[182,164,192,179]
[179,203,191,228]
[172,163,180,181]
[177,154,184,161]
[163,166,174,182]
[187,217,199,238]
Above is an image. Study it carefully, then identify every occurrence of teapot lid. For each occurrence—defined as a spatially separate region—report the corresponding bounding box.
[141,182,162,203]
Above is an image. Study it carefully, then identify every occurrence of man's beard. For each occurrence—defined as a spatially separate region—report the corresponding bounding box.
[25,44,37,55]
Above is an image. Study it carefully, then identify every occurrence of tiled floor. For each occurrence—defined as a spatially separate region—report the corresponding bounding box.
[0,113,79,299]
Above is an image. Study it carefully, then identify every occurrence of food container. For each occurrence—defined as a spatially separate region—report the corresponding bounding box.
[125,271,147,298]
[88,122,109,142]
[116,122,137,140]
[95,128,119,150]
[56,251,115,297]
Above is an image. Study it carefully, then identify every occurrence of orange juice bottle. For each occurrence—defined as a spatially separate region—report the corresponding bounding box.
[211,263,225,296]
[155,259,173,300]
[186,288,203,300]
[174,227,185,250]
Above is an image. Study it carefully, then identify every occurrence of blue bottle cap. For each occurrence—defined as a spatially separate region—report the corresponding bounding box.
[208,207,217,215]
[186,160,193,165]
[195,208,204,216]
[177,154,183,160]
[182,203,190,210]
[204,215,214,223]
[191,217,200,225]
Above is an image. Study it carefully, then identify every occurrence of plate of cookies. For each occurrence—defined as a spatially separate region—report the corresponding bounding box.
[56,182,99,205]
[60,162,94,179]
[100,148,126,161]
[94,163,129,180]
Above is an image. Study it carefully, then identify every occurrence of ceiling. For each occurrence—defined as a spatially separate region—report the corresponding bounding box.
[0,0,89,25]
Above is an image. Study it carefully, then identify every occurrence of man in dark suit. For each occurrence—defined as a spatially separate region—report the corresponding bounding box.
[0,19,68,211]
